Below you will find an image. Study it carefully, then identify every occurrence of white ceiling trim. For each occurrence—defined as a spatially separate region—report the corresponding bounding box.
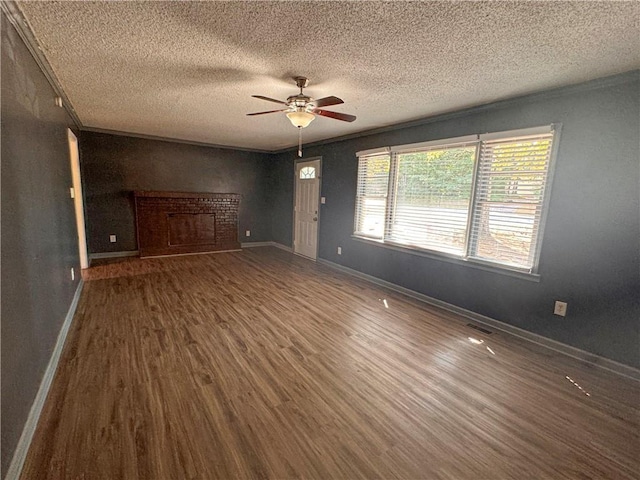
[13,1,640,151]
[2,0,82,128]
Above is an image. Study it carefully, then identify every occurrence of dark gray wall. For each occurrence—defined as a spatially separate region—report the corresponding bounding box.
[270,72,640,368]
[1,13,81,477]
[80,132,272,253]
[267,151,294,245]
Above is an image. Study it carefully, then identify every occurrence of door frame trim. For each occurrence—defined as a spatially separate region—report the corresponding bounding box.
[292,156,322,260]
[68,129,89,269]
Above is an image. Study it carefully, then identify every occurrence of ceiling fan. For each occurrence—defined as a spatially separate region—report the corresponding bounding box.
[248,76,356,156]
[248,76,356,126]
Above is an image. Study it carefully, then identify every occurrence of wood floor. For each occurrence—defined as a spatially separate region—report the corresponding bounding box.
[22,247,639,479]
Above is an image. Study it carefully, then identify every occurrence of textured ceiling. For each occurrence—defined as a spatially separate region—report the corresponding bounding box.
[15,1,640,151]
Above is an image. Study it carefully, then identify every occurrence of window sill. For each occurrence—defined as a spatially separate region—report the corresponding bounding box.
[351,235,541,282]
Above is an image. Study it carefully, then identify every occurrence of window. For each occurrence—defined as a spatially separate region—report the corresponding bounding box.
[354,150,390,239]
[353,126,557,273]
[389,142,477,255]
[299,166,316,179]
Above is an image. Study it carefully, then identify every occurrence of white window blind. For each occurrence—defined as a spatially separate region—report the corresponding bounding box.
[468,132,554,270]
[387,144,478,255]
[353,126,556,274]
[354,153,390,239]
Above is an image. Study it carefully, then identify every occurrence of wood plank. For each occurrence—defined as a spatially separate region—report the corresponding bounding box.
[22,247,640,479]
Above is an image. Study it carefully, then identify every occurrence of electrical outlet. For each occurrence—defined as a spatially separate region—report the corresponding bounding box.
[245,230,251,237]
[554,301,567,317]
[69,187,75,199]
[321,197,326,204]
[70,267,75,281]
[337,246,342,255]
[109,234,117,243]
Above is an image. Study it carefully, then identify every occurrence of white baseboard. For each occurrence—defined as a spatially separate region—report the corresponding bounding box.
[141,249,242,259]
[317,258,640,382]
[5,279,84,480]
[90,243,293,256]
[241,242,273,248]
[271,242,293,253]
[241,241,293,253]
[90,250,139,261]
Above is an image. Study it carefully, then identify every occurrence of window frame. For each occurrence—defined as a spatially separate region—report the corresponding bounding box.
[353,125,560,277]
[386,135,480,257]
[353,147,391,240]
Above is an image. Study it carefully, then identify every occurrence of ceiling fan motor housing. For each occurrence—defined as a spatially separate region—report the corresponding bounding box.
[248,76,356,123]
[287,94,314,112]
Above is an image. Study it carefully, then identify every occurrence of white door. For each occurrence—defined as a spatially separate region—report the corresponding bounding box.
[294,158,321,259]
[68,129,89,269]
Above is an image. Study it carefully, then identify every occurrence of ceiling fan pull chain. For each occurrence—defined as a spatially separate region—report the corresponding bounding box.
[298,127,303,157]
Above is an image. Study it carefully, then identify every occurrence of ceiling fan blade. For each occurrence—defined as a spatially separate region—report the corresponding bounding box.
[247,109,288,116]
[313,96,344,108]
[314,109,356,122]
[252,95,288,105]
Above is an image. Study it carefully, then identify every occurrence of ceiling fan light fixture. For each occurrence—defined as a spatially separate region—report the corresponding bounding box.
[286,110,315,128]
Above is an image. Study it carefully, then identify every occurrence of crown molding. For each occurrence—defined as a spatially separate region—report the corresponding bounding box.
[2,0,636,155]
[273,69,640,155]
[1,0,82,128]
[82,64,638,156]
[80,127,272,154]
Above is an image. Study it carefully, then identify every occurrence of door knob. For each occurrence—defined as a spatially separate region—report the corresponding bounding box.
[313,217,318,221]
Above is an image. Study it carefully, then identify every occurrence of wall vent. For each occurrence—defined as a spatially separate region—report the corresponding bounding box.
[466,323,493,335]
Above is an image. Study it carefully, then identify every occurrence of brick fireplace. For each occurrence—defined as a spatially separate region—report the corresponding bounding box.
[133,191,241,257]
